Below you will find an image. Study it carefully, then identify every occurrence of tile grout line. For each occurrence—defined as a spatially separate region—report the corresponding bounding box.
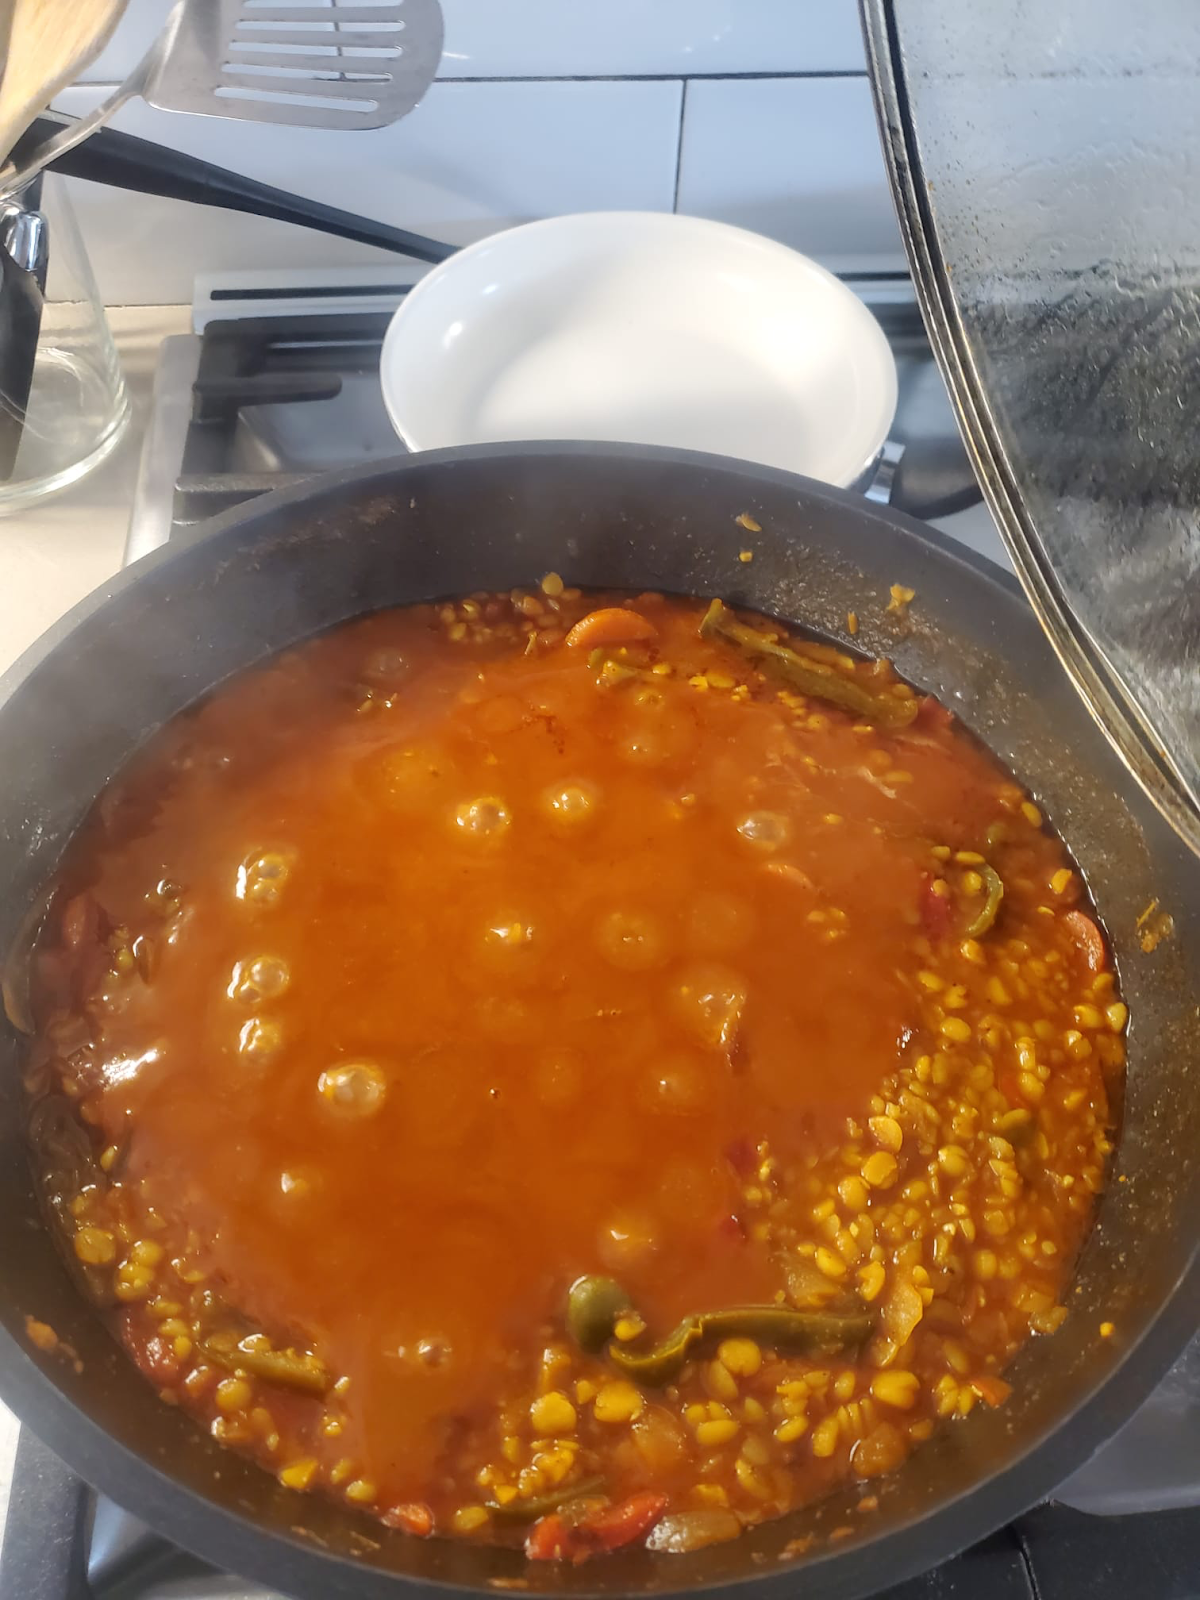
[69,69,869,92]
[671,79,687,211]
[431,71,867,84]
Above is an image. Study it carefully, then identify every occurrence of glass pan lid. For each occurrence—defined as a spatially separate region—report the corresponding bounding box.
[862,0,1200,858]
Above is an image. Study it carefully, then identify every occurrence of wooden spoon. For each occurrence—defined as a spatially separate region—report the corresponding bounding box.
[0,0,130,170]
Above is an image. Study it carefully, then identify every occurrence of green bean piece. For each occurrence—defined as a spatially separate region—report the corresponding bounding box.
[964,864,1005,938]
[566,1276,634,1353]
[608,1305,872,1386]
[607,1317,705,1384]
[488,1476,606,1522]
[201,1340,330,1397]
[703,1305,871,1349]
[699,599,918,728]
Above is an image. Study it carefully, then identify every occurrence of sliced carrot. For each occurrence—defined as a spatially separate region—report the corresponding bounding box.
[1062,910,1106,973]
[564,608,657,651]
[382,1502,434,1537]
[970,1374,1013,1408]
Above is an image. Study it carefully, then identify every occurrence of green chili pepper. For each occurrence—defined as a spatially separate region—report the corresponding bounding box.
[607,1316,704,1384]
[201,1340,330,1397]
[699,600,918,728]
[566,1276,634,1353]
[488,1476,606,1522]
[608,1305,872,1386]
[964,864,1005,938]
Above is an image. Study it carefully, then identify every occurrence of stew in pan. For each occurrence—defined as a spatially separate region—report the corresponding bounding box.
[20,584,1123,1560]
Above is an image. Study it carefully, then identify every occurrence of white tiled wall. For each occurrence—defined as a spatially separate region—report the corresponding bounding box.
[677,77,904,275]
[59,80,683,303]
[83,1,870,82]
[54,1,902,305]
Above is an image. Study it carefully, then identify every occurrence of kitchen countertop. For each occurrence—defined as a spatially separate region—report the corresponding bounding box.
[0,306,190,683]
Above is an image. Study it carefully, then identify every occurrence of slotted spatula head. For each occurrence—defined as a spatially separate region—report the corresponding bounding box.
[144,0,444,130]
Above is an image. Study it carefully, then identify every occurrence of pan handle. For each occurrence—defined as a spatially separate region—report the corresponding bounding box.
[867,436,983,522]
[14,115,456,268]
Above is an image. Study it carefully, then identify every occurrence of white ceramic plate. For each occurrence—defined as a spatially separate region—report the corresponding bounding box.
[380,212,897,486]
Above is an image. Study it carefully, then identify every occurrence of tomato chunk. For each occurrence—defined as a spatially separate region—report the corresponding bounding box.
[579,1491,668,1553]
[526,1494,668,1562]
[526,1513,573,1561]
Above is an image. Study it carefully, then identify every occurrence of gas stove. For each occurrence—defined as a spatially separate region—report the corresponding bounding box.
[2,270,1199,1600]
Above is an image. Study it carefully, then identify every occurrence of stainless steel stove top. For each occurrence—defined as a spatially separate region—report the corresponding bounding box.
[123,267,1011,569]
[3,268,1199,1600]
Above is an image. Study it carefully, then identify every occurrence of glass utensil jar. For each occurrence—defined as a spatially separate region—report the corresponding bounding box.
[0,171,129,512]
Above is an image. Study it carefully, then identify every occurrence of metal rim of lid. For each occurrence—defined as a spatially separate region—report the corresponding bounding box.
[860,0,1200,863]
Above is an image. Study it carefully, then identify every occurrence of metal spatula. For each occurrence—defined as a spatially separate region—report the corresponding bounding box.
[1,0,444,194]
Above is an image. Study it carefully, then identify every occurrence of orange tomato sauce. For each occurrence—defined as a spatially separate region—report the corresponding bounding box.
[23,587,1122,1559]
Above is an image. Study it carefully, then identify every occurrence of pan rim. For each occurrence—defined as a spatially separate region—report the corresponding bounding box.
[0,440,1195,1600]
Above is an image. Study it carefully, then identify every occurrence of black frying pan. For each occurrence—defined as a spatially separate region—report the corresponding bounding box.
[0,444,1196,1600]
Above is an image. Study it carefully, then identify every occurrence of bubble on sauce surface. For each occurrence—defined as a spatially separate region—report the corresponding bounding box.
[473,694,526,737]
[238,1016,283,1064]
[673,966,748,1051]
[687,891,756,954]
[236,850,292,906]
[474,915,544,988]
[404,1052,492,1149]
[361,647,410,686]
[374,744,456,810]
[619,702,696,765]
[541,780,600,827]
[273,1167,323,1214]
[619,726,666,766]
[318,1060,388,1118]
[228,954,290,1003]
[638,1050,712,1115]
[599,1209,660,1273]
[596,909,668,972]
[454,796,512,838]
[477,995,533,1042]
[736,810,791,852]
[658,1158,719,1224]
[535,1047,585,1107]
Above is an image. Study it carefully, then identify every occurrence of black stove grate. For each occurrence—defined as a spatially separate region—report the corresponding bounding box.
[167,288,977,539]
[175,310,404,527]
